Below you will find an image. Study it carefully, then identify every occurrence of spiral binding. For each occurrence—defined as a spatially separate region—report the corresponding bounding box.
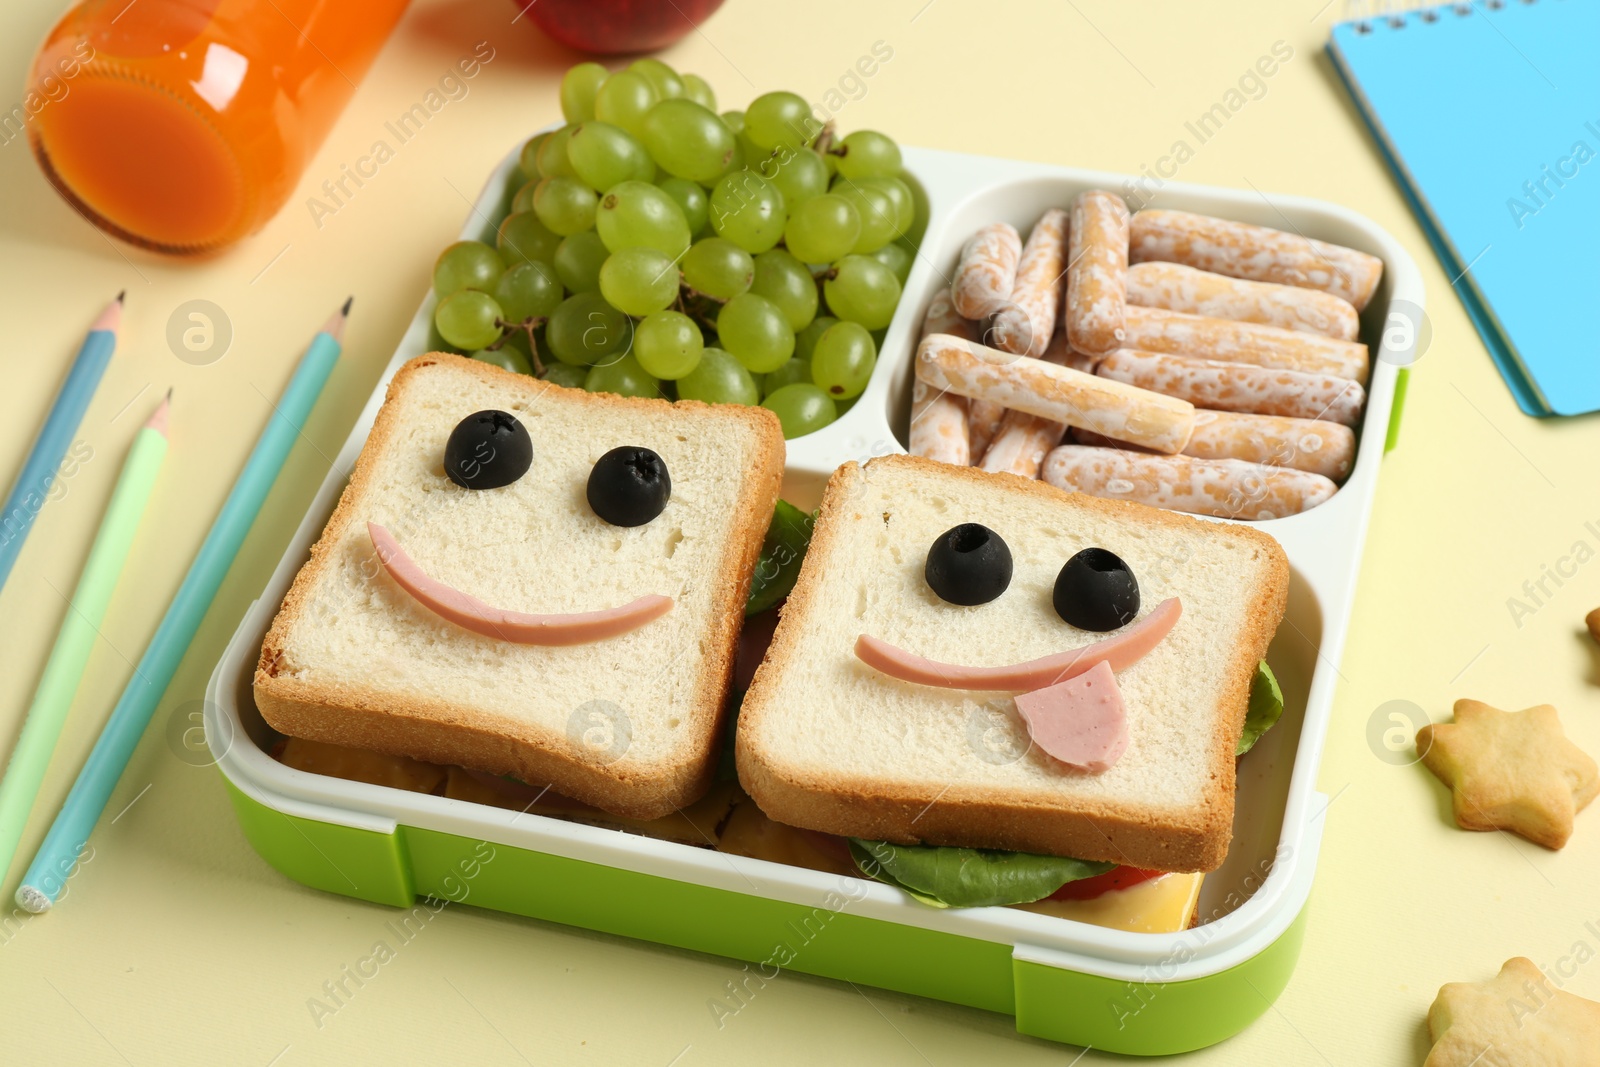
[1340,0,1543,33]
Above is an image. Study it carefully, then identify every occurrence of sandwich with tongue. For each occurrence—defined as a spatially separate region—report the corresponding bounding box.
[735,454,1288,912]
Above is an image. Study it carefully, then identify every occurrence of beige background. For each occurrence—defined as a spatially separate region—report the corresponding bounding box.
[1,0,1597,1062]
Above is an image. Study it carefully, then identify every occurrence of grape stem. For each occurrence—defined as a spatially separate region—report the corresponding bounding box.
[813,122,838,156]
[496,317,548,377]
[678,286,724,334]
[679,283,725,304]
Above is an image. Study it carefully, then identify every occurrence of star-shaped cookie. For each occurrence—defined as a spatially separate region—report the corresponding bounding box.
[1426,957,1600,1066]
[1417,700,1599,849]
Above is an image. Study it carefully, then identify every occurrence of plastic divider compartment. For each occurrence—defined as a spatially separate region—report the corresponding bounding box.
[205,142,1422,1056]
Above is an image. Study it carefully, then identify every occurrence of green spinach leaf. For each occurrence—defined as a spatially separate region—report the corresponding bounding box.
[848,839,1115,908]
[745,500,814,616]
[1237,661,1283,756]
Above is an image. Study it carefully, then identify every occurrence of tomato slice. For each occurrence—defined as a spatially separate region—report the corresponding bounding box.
[1047,865,1167,901]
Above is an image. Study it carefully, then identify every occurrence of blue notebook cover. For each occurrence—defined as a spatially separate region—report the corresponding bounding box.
[1329,1,1600,416]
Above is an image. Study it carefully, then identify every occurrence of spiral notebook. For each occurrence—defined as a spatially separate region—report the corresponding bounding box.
[1329,0,1600,416]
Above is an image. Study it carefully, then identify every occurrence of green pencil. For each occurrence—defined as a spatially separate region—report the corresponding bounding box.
[0,392,169,882]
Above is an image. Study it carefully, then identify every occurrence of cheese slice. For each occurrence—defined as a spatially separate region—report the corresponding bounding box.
[1012,872,1203,933]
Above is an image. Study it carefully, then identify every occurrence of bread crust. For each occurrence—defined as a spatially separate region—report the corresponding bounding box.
[736,453,1288,872]
[255,354,785,820]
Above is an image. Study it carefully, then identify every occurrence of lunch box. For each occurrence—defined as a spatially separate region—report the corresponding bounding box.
[204,143,1420,1056]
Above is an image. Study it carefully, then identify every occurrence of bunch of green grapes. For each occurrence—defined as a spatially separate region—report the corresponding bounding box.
[427,57,924,439]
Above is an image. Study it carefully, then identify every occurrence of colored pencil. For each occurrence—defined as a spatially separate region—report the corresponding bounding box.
[16,299,349,912]
[0,394,169,881]
[0,294,123,597]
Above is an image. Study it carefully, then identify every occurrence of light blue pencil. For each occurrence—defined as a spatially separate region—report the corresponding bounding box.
[0,293,122,596]
[16,298,350,913]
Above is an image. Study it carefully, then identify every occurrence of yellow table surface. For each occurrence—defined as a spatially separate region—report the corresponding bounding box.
[2,0,1596,1062]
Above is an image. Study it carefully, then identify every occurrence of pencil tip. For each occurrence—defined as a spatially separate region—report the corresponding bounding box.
[93,295,124,333]
[320,300,351,344]
[116,290,125,304]
[145,390,172,436]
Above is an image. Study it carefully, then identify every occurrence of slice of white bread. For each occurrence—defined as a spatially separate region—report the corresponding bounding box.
[736,454,1287,872]
[255,354,784,819]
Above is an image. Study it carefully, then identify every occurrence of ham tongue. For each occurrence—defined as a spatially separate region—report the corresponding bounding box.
[1014,660,1129,772]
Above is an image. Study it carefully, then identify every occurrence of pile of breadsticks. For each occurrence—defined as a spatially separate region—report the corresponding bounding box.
[909,195,1383,520]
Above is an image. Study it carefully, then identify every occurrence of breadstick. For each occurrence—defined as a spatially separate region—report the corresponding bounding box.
[919,287,979,342]
[909,380,970,465]
[970,322,1094,454]
[1065,191,1130,356]
[914,290,1001,454]
[909,291,975,464]
[1127,261,1360,341]
[967,400,1006,458]
[1122,305,1368,381]
[915,333,1195,454]
[977,329,1076,478]
[1042,445,1337,520]
[990,209,1068,357]
[1042,324,1102,375]
[934,292,1004,460]
[1184,410,1355,480]
[1075,409,1355,481]
[952,222,1022,320]
[1098,349,1365,427]
[1129,208,1383,310]
[978,411,1065,477]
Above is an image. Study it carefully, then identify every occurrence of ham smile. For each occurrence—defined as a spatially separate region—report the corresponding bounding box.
[853,597,1181,692]
[854,597,1182,774]
[368,522,673,646]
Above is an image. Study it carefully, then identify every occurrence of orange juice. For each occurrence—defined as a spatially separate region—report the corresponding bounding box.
[26,0,409,253]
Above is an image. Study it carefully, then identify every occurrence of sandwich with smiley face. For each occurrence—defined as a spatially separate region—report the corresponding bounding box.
[255,354,784,819]
[736,454,1288,908]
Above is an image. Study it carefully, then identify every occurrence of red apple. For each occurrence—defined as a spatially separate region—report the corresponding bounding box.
[514,0,727,55]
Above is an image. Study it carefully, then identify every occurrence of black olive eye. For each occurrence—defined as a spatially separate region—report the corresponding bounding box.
[587,446,671,527]
[1054,548,1140,631]
[444,410,532,490]
[925,523,1012,606]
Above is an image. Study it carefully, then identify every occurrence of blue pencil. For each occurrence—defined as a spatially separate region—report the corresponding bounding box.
[15,298,349,913]
[0,293,122,596]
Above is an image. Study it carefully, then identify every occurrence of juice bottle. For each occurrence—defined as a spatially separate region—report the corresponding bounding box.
[24,0,410,254]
